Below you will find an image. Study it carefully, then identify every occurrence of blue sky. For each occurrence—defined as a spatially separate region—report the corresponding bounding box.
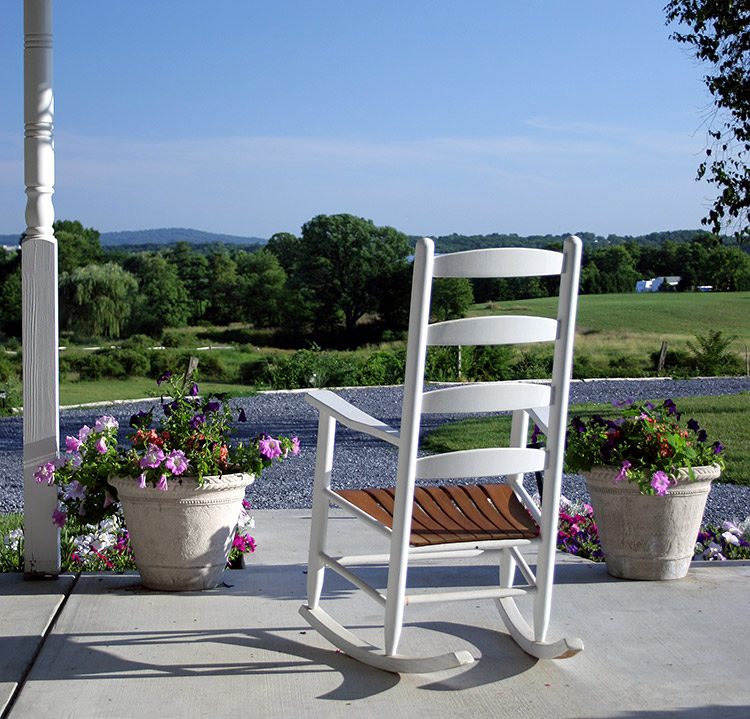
[0,1,715,240]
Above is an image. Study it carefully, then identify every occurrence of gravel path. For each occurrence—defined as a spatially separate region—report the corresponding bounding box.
[2,377,749,526]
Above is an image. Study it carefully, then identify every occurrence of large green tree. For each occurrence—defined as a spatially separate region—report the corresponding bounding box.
[666,0,750,242]
[297,214,411,334]
[53,219,103,273]
[123,253,191,335]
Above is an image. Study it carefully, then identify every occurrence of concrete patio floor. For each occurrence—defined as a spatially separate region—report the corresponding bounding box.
[2,509,749,719]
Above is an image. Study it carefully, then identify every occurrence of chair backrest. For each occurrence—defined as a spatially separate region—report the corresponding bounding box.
[388,236,582,554]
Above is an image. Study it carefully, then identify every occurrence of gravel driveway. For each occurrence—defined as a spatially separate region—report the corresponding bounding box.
[2,377,749,525]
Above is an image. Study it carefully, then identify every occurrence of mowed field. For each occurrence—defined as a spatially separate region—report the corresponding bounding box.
[471,291,750,371]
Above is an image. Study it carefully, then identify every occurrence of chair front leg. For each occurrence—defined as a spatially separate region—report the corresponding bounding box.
[307,412,337,610]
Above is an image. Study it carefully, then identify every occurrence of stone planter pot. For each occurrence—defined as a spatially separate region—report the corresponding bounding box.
[583,464,720,580]
[110,473,254,591]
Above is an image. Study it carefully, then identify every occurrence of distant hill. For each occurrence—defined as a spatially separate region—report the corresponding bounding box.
[1,227,267,249]
[100,228,267,246]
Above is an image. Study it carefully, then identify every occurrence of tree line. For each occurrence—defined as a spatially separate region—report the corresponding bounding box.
[1,217,750,346]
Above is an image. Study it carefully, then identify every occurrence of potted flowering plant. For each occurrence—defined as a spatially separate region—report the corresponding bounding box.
[563,398,724,580]
[35,372,299,590]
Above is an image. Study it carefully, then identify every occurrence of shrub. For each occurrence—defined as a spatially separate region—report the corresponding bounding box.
[121,334,154,349]
[162,332,198,348]
[116,349,151,376]
[466,345,514,381]
[358,349,406,386]
[425,346,460,382]
[74,351,126,380]
[687,330,740,376]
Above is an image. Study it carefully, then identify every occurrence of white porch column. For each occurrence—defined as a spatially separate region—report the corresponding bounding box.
[22,0,60,577]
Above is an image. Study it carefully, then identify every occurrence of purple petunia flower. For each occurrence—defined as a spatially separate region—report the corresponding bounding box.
[238,408,247,422]
[189,382,199,397]
[530,423,541,444]
[612,398,634,408]
[687,418,700,432]
[204,400,221,413]
[713,442,723,455]
[140,444,165,469]
[157,371,172,386]
[614,460,631,484]
[698,429,708,443]
[190,413,206,429]
[63,480,86,502]
[52,509,67,528]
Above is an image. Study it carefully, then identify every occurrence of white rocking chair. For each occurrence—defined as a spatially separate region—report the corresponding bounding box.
[299,235,584,673]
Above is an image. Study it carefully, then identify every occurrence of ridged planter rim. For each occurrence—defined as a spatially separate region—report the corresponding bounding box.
[583,463,721,490]
[110,472,255,497]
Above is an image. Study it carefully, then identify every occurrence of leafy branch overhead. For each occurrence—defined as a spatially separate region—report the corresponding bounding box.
[666,0,750,243]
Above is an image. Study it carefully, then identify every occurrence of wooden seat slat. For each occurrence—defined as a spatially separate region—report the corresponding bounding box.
[335,484,537,547]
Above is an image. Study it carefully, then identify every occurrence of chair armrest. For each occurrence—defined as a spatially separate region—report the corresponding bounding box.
[306,389,401,446]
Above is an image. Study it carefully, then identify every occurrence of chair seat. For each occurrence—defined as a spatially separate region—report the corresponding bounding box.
[335,483,538,547]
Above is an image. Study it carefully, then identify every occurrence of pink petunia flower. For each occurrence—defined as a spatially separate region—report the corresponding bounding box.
[138,473,147,489]
[157,474,169,491]
[95,437,108,455]
[65,435,82,453]
[94,415,118,433]
[651,470,671,496]
[259,437,282,460]
[52,509,67,528]
[78,425,92,442]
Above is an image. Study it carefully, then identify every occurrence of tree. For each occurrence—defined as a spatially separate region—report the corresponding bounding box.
[123,253,191,335]
[53,220,103,273]
[266,232,301,275]
[666,0,750,242]
[0,251,22,337]
[297,214,411,334]
[59,263,138,339]
[431,277,474,321]
[236,249,288,328]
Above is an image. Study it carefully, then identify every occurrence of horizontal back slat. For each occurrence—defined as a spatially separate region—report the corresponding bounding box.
[427,315,558,346]
[416,447,546,480]
[421,382,551,415]
[433,247,563,278]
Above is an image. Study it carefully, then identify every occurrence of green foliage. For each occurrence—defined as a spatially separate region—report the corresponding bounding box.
[358,349,407,385]
[266,347,359,389]
[59,263,139,339]
[687,329,740,375]
[54,220,103,273]
[667,0,750,242]
[296,214,411,333]
[431,277,474,321]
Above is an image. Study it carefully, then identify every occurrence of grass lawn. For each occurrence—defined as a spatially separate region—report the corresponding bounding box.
[421,393,750,487]
[58,378,258,407]
[471,291,750,375]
